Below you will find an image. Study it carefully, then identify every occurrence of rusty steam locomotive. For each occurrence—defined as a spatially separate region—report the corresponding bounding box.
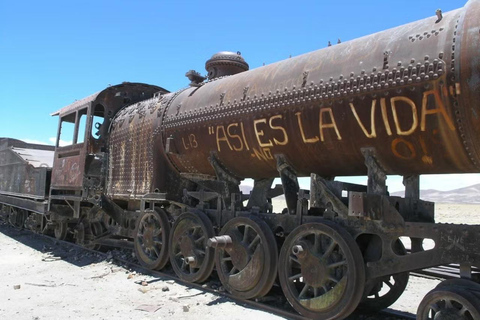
[1,0,480,319]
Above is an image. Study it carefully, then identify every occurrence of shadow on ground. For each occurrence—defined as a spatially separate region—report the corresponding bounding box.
[0,221,106,268]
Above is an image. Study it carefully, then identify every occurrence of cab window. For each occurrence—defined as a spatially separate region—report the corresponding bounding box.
[92,104,105,139]
[57,108,88,147]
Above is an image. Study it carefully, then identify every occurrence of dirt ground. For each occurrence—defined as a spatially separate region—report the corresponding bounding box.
[0,203,478,320]
[0,224,283,320]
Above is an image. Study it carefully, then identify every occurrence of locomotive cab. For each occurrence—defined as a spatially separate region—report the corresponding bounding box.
[48,83,167,218]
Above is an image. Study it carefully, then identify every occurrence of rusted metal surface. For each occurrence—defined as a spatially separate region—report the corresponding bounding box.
[11,147,53,168]
[278,221,365,319]
[416,284,480,319]
[205,51,249,80]
[169,211,215,283]
[158,1,480,180]
[0,138,53,200]
[107,96,161,198]
[214,216,278,299]
[107,87,195,202]
[51,83,166,191]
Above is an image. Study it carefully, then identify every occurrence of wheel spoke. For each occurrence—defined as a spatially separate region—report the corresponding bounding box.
[152,246,160,257]
[195,248,205,256]
[328,276,339,284]
[299,284,310,299]
[229,267,238,275]
[384,279,394,289]
[194,235,205,244]
[192,226,200,236]
[313,233,321,252]
[445,299,453,309]
[288,273,302,281]
[322,240,337,259]
[153,227,162,236]
[222,256,232,262]
[289,255,301,265]
[248,235,261,250]
[429,302,440,312]
[243,225,251,242]
[328,260,347,268]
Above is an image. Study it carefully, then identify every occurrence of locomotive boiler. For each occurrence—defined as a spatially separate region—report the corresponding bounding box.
[1,0,480,319]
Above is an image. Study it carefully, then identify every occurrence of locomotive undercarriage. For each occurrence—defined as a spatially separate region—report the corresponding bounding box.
[2,150,480,319]
[103,151,480,318]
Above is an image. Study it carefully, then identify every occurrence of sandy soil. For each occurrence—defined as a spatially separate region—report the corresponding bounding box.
[0,224,283,320]
[435,203,480,224]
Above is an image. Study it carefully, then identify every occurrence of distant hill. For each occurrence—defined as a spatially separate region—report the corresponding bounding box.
[391,184,480,204]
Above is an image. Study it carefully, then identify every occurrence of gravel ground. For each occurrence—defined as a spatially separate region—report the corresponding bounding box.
[0,223,283,320]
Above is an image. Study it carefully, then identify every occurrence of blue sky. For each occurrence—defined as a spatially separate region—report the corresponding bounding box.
[1,0,477,192]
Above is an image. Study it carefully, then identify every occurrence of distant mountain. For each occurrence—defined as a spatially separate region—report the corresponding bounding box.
[391,184,480,204]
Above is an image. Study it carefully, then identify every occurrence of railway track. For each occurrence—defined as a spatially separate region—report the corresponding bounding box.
[413,264,480,281]
[0,221,417,320]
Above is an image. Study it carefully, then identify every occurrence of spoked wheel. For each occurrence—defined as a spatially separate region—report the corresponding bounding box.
[435,278,480,292]
[169,211,215,283]
[360,272,409,312]
[214,216,278,299]
[8,208,28,229]
[359,240,409,312]
[417,286,480,320]
[54,221,69,240]
[278,221,365,320]
[0,204,7,221]
[134,209,170,270]
[74,222,101,250]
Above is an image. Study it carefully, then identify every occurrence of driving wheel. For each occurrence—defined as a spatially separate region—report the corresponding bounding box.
[169,211,215,283]
[8,207,28,229]
[278,221,365,319]
[359,240,409,311]
[214,216,278,299]
[134,209,170,270]
[54,221,69,240]
[417,285,480,320]
[74,222,101,250]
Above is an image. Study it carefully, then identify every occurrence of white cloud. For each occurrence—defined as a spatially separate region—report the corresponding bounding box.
[48,137,71,147]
